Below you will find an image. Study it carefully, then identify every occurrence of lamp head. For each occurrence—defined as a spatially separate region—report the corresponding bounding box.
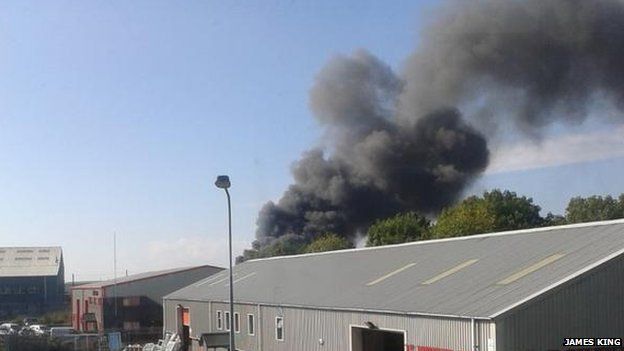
[365,321,378,329]
[215,175,231,189]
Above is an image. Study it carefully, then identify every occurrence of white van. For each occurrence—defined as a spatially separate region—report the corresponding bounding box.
[50,326,75,338]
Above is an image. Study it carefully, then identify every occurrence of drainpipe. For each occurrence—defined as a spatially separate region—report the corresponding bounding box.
[257,304,262,351]
[470,318,476,351]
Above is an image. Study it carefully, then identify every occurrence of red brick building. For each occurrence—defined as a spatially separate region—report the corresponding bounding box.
[71,265,222,333]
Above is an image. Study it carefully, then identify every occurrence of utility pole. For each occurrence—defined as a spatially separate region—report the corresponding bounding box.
[113,232,118,323]
[215,175,235,351]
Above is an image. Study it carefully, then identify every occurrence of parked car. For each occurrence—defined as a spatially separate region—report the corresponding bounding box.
[0,323,20,335]
[18,326,36,336]
[22,317,38,326]
[28,324,49,336]
[50,326,75,338]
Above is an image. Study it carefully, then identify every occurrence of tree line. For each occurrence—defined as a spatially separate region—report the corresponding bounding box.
[300,190,624,254]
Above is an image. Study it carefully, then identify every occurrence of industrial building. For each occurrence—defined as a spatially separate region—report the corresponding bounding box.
[71,265,222,334]
[164,219,624,351]
[0,246,65,318]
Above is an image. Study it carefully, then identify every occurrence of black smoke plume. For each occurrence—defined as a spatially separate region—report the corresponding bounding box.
[242,0,624,260]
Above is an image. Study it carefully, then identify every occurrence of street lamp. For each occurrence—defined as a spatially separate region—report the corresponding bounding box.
[215,175,235,351]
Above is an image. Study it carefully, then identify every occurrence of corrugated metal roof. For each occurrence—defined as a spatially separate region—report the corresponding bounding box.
[0,246,63,277]
[73,265,223,289]
[165,219,624,319]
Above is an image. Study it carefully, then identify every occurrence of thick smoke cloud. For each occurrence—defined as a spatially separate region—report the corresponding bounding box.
[246,51,489,259]
[243,0,624,260]
[401,0,624,132]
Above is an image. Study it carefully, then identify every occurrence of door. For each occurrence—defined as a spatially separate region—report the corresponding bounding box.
[351,326,405,351]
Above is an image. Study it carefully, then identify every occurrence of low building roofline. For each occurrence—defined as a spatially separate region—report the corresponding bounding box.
[245,218,624,263]
[71,264,224,290]
[163,297,492,321]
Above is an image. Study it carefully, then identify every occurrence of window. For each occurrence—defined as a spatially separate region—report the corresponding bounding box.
[275,316,284,341]
[216,311,223,330]
[93,290,99,296]
[123,321,140,330]
[37,257,50,260]
[225,311,230,331]
[123,296,141,306]
[234,312,240,333]
[247,314,255,336]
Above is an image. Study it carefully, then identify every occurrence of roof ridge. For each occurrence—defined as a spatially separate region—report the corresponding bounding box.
[244,218,624,263]
[0,246,62,250]
[71,264,224,288]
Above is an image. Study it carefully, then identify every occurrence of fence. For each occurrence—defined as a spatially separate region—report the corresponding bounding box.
[0,328,164,351]
[120,328,161,345]
[1,334,104,351]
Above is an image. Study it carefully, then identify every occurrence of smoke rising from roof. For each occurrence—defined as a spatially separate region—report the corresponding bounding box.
[243,0,624,260]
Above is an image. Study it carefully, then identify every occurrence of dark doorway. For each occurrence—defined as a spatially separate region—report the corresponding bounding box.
[351,326,405,351]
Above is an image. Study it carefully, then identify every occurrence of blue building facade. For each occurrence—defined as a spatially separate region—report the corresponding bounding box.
[0,247,65,318]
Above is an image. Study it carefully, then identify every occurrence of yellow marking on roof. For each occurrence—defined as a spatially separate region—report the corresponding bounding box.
[497,254,566,285]
[422,259,479,285]
[225,272,257,286]
[366,263,416,286]
[195,273,226,287]
[210,273,238,286]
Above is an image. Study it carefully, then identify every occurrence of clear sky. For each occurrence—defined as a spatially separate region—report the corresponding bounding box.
[1,0,623,281]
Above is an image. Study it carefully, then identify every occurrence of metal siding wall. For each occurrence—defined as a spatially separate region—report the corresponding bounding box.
[496,254,624,351]
[211,302,260,351]
[0,275,64,315]
[259,306,493,351]
[479,322,496,351]
[189,301,211,342]
[164,299,211,351]
[164,299,494,351]
[163,300,178,334]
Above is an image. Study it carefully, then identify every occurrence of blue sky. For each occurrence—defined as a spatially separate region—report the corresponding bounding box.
[1,0,623,280]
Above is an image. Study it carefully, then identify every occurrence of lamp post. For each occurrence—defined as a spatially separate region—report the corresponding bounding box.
[215,175,235,351]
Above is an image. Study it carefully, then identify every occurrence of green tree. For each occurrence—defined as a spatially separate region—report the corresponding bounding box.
[543,212,567,227]
[237,236,307,263]
[262,238,307,257]
[484,189,543,230]
[366,212,431,247]
[432,189,543,238]
[304,233,353,253]
[432,196,496,238]
[565,194,624,223]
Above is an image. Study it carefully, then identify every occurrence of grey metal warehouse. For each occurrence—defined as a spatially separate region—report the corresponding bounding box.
[163,219,624,351]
